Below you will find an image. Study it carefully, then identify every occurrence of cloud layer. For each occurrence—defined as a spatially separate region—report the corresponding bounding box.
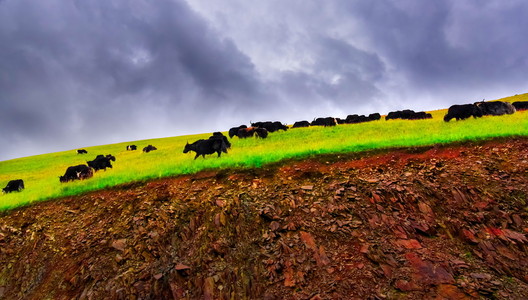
[0,0,527,160]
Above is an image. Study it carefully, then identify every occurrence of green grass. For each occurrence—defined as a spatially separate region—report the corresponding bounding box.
[1,93,528,211]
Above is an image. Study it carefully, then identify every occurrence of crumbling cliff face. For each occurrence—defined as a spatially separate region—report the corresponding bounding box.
[1,138,527,299]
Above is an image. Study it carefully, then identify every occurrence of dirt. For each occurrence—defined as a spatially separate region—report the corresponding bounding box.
[1,137,528,299]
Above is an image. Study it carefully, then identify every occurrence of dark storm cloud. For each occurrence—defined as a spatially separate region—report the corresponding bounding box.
[0,0,265,160]
[1,0,527,161]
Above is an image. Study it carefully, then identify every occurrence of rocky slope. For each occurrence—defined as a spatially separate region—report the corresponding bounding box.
[1,138,528,299]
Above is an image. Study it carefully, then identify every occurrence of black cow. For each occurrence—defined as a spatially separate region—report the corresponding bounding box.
[209,132,231,149]
[183,138,228,159]
[475,101,516,116]
[237,127,256,138]
[143,145,157,153]
[77,149,88,154]
[292,121,310,128]
[59,165,93,183]
[255,127,269,138]
[407,111,432,120]
[513,101,528,111]
[368,113,381,121]
[229,125,247,138]
[311,117,337,126]
[126,145,137,151]
[385,110,416,120]
[2,179,24,193]
[444,104,483,122]
[345,114,369,124]
[87,154,115,171]
[251,121,288,132]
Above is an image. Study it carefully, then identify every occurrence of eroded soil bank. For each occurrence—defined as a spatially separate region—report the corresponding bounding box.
[1,138,527,299]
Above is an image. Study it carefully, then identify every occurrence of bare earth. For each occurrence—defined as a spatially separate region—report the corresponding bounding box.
[1,138,527,299]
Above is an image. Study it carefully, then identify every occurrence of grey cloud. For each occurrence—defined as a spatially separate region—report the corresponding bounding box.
[0,0,265,160]
[1,0,527,161]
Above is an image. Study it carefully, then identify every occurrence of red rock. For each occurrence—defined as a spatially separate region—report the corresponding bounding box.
[300,231,317,250]
[396,239,422,249]
[395,279,421,291]
[175,264,190,271]
[435,284,471,300]
[111,239,126,251]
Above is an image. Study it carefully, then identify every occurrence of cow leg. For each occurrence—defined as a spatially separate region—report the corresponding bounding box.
[217,151,221,157]
[194,153,199,160]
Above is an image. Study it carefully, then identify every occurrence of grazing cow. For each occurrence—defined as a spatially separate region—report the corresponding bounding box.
[444,104,483,122]
[336,118,346,125]
[251,121,288,132]
[209,132,231,149]
[513,101,528,111]
[408,111,432,120]
[292,121,310,128]
[126,145,137,151]
[475,101,516,116]
[183,138,228,159]
[77,149,88,154]
[346,114,369,124]
[237,127,256,138]
[143,145,157,153]
[255,127,269,138]
[229,125,247,138]
[87,154,115,171]
[311,117,337,126]
[2,179,24,193]
[368,113,381,121]
[59,165,93,183]
[385,110,417,120]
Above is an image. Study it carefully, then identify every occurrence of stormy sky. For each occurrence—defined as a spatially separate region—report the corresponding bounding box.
[1,0,527,161]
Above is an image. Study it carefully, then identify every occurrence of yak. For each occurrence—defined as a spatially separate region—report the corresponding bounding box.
[183,138,228,159]
[513,101,528,111]
[2,179,24,193]
[143,145,157,153]
[444,104,483,122]
[77,149,88,154]
[237,127,256,138]
[476,101,516,116]
[126,145,137,151]
[87,154,115,171]
[229,125,247,138]
[292,121,310,128]
[255,127,269,138]
[210,132,231,149]
[59,165,93,183]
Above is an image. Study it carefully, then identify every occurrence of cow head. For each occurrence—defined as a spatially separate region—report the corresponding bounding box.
[183,142,190,153]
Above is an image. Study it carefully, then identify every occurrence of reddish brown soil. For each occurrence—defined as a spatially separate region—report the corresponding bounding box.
[1,138,528,299]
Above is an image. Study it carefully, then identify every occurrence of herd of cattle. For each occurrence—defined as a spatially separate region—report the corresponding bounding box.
[2,100,527,193]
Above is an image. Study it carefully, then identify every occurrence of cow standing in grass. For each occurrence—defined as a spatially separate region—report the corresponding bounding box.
[475,101,516,116]
[513,101,528,111]
[77,149,88,154]
[444,104,483,122]
[210,132,231,149]
[292,121,310,128]
[143,145,157,153]
[87,154,115,171]
[59,165,93,182]
[2,179,24,193]
[229,125,247,138]
[184,138,228,159]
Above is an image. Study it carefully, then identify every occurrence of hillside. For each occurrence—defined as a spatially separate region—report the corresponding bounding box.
[1,137,527,299]
[1,93,528,211]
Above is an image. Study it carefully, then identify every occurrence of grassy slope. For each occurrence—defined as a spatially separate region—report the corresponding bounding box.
[0,93,527,211]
